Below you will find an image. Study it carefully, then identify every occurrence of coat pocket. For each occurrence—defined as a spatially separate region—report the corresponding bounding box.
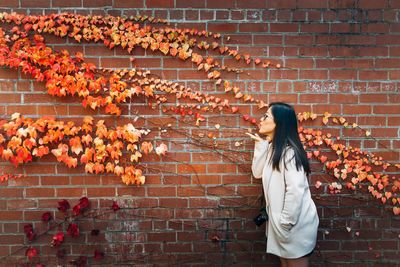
[270,212,292,242]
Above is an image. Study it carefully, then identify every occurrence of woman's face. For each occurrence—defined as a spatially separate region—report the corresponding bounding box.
[258,107,276,136]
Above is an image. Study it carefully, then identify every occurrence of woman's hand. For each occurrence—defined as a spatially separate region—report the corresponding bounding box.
[245,132,263,142]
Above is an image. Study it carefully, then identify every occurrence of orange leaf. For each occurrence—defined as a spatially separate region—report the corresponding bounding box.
[69,136,83,155]
[140,141,153,155]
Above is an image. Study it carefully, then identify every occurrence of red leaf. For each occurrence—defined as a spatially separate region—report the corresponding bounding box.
[67,223,79,238]
[57,199,70,213]
[41,212,52,222]
[111,201,120,211]
[51,232,65,247]
[94,249,105,260]
[26,247,38,259]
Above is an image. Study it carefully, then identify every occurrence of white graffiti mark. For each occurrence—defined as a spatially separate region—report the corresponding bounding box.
[308,81,337,92]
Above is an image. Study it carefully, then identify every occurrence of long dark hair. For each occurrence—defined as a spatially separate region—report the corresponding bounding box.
[268,102,311,176]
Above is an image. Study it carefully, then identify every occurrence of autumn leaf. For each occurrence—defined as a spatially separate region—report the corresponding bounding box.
[65,157,78,168]
[130,150,142,162]
[155,143,168,156]
[231,107,239,113]
[69,136,83,155]
[140,141,153,155]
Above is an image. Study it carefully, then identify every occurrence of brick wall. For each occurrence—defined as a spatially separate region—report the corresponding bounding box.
[0,0,399,266]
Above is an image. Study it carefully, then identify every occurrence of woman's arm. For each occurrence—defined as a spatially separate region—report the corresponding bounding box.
[251,140,269,179]
[279,149,307,229]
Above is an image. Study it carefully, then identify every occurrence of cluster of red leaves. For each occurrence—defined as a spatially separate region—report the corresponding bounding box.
[0,27,246,123]
[0,12,277,122]
[0,173,22,182]
[0,12,279,75]
[24,223,36,241]
[0,113,168,185]
[298,112,400,215]
[24,197,115,266]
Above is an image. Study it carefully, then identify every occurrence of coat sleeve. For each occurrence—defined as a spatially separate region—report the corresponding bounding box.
[279,149,307,229]
[251,140,269,179]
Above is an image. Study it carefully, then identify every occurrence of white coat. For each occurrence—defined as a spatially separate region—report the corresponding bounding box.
[252,140,319,259]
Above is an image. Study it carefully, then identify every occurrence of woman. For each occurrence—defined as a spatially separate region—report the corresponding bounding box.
[246,102,319,267]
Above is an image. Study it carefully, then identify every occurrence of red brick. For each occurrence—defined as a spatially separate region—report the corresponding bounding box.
[299,94,328,103]
[371,127,399,137]
[82,0,112,6]
[343,105,372,114]
[0,93,20,103]
[206,0,235,8]
[236,186,261,196]
[26,188,55,198]
[117,186,146,196]
[361,23,390,33]
[344,59,374,68]
[20,0,50,6]
[0,211,23,220]
[176,0,205,7]
[24,93,56,103]
[0,234,24,244]
[358,47,389,57]
[359,70,388,80]
[147,232,176,242]
[299,47,328,57]
[0,0,18,6]
[360,94,388,103]
[331,23,360,33]
[177,187,205,197]
[206,186,235,196]
[253,35,282,45]
[0,188,23,198]
[373,105,400,114]
[270,23,298,32]
[358,0,388,8]
[7,199,36,209]
[375,58,400,68]
[297,0,328,8]
[185,10,199,20]
[87,187,116,197]
[159,198,188,208]
[189,198,218,208]
[299,70,328,80]
[208,23,237,33]
[329,94,358,104]
[346,35,376,45]
[164,242,192,252]
[147,186,176,196]
[52,0,82,6]
[269,93,298,103]
[357,116,386,126]
[145,208,173,219]
[37,105,68,115]
[100,58,130,68]
[0,69,18,79]
[328,0,356,8]
[201,10,214,20]
[194,175,221,185]
[266,0,296,8]
[286,59,314,69]
[239,23,268,33]
[114,0,144,7]
[238,0,266,8]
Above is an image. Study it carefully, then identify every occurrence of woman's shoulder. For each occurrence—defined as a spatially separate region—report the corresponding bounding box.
[281,146,298,166]
[283,145,295,157]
